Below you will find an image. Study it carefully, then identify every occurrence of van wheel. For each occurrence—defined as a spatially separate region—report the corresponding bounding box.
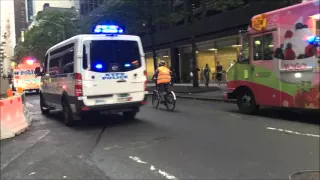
[40,94,50,115]
[123,111,137,120]
[62,99,75,126]
[237,89,259,114]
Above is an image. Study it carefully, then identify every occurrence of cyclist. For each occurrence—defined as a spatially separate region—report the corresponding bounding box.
[152,60,171,103]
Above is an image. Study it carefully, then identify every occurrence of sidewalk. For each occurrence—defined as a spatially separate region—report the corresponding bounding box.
[147,83,235,103]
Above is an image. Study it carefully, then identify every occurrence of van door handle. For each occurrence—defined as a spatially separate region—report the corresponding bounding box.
[117,80,126,83]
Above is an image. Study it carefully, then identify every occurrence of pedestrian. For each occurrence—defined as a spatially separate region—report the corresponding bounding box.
[215,62,223,85]
[203,64,211,87]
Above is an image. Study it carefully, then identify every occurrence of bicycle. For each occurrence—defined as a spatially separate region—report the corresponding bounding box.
[151,79,176,111]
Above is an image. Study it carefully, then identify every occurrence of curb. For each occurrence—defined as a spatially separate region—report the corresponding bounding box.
[146,93,236,103]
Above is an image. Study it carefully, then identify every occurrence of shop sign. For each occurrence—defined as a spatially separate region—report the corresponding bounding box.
[251,14,267,31]
[282,63,311,71]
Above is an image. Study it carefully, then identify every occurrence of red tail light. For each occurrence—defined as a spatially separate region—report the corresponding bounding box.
[144,70,147,76]
[74,73,83,97]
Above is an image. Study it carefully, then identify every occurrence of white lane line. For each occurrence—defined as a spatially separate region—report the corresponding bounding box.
[129,156,147,164]
[26,102,34,107]
[129,156,178,180]
[1,130,50,171]
[266,127,320,138]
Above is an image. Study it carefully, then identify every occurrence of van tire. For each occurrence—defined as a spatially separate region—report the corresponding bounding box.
[40,93,50,115]
[237,89,259,114]
[62,98,75,127]
[123,111,137,120]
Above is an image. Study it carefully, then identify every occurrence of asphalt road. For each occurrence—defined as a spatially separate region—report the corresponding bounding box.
[1,93,319,180]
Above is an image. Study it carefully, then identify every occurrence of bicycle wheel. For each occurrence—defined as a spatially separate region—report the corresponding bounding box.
[166,91,176,111]
[152,90,160,108]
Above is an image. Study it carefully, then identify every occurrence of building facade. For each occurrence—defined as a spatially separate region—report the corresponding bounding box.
[141,0,298,82]
[14,0,28,43]
[82,0,302,83]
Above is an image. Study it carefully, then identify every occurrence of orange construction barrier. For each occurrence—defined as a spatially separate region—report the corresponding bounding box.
[17,87,24,94]
[0,95,28,140]
[7,88,13,97]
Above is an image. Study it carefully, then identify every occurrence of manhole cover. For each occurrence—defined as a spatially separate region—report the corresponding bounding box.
[290,171,320,180]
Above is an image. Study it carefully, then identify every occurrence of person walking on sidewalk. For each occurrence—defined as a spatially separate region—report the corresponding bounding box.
[215,62,223,85]
[204,64,211,87]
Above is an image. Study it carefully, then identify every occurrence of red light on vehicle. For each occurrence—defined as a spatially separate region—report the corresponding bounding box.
[141,101,147,105]
[81,107,89,111]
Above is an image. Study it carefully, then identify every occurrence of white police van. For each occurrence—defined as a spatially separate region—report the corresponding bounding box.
[35,25,147,126]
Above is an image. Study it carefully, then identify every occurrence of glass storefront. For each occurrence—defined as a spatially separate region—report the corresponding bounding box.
[156,49,171,68]
[196,41,216,81]
[145,53,155,80]
[215,36,238,72]
[145,49,171,80]
[145,35,238,84]
[196,36,238,82]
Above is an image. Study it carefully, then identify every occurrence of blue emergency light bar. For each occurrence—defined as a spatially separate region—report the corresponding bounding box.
[307,36,320,45]
[93,25,124,34]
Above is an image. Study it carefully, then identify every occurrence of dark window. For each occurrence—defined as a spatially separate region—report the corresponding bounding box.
[89,40,141,73]
[61,50,74,74]
[83,45,88,69]
[50,43,74,57]
[316,20,320,30]
[253,33,274,61]
[49,57,61,75]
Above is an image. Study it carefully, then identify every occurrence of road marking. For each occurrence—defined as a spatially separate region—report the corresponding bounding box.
[128,156,177,180]
[1,130,50,171]
[129,156,147,164]
[103,145,119,150]
[26,102,34,107]
[266,127,320,138]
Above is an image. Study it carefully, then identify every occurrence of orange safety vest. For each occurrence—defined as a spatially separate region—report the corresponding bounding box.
[157,66,171,84]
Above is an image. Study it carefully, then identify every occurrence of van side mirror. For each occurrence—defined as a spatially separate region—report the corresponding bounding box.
[34,67,42,76]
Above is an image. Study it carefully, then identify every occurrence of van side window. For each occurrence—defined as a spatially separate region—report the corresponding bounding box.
[61,49,74,73]
[82,45,88,69]
[253,33,274,61]
[49,57,61,75]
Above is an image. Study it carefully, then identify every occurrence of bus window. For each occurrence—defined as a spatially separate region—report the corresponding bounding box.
[253,33,274,61]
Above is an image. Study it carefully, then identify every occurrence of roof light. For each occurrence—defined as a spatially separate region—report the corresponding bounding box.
[310,14,320,20]
[26,59,34,65]
[93,25,124,34]
[95,63,103,69]
[124,63,131,67]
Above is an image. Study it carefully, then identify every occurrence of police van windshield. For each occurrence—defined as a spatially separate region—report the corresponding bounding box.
[88,40,141,73]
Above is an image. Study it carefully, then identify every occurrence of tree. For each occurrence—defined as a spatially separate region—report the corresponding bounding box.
[14,10,80,63]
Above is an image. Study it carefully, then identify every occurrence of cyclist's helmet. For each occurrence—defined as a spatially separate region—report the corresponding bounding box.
[159,60,166,67]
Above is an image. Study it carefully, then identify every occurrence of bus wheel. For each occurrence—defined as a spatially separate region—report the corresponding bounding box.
[237,90,259,114]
